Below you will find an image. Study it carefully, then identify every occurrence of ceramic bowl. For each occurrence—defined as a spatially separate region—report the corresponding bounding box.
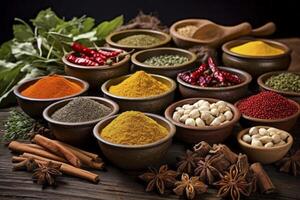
[43,96,119,145]
[105,29,171,51]
[222,39,291,78]
[237,126,293,164]
[63,47,130,90]
[14,76,89,119]
[101,74,176,113]
[257,71,300,103]
[177,67,252,102]
[93,113,176,169]
[164,98,241,144]
[235,99,300,131]
[131,47,197,78]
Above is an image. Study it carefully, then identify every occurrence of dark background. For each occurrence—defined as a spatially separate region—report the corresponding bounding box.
[1,0,299,43]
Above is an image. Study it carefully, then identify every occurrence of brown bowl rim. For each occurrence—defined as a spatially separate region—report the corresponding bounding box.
[176,66,252,91]
[105,29,172,49]
[257,71,300,96]
[222,39,291,59]
[62,47,130,69]
[43,96,119,126]
[101,73,177,100]
[235,99,300,122]
[164,97,241,130]
[131,47,197,70]
[13,75,89,102]
[93,113,176,149]
[237,126,293,150]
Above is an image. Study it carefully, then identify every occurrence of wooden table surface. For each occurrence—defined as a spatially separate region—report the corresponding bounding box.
[1,38,300,200]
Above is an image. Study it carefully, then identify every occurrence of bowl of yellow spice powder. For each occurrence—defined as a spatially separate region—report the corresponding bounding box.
[101,71,176,113]
[93,111,176,169]
[222,39,291,78]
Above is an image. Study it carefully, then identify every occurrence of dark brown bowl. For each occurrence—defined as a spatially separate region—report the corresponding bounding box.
[222,39,291,78]
[177,67,252,102]
[235,99,300,131]
[164,98,241,145]
[93,113,176,169]
[101,74,176,113]
[131,47,197,78]
[257,71,300,103]
[43,96,119,145]
[13,76,89,119]
[105,29,171,51]
[63,47,130,90]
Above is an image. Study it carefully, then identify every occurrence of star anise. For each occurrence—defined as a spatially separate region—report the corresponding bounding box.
[13,157,38,172]
[173,173,207,200]
[194,154,223,184]
[176,150,201,175]
[139,164,177,194]
[213,164,253,200]
[193,141,211,157]
[276,149,300,176]
[32,161,62,187]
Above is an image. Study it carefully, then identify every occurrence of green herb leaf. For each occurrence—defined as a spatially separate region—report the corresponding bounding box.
[0,41,13,60]
[13,19,34,42]
[94,15,123,40]
[31,8,63,31]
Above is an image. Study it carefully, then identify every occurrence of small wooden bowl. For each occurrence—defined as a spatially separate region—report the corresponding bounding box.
[237,126,293,164]
[177,67,252,102]
[101,74,176,113]
[93,113,176,169]
[257,71,300,103]
[43,96,119,145]
[222,39,291,78]
[164,98,241,145]
[131,47,197,78]
[14,76,89,119]
[63,47,130,90]
[235,99,300,131]
[105,29,171,51]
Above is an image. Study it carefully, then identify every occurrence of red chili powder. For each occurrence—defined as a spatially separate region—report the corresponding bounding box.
[237,91,298,119]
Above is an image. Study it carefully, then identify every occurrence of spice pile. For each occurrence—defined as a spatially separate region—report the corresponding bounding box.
[100,111,168,145]
[242,127,290,148]
[117,34,161,47]
[237,91,298,119]
[66,42,124,66]
[176,25,198,38]
[51,97,112,123]
[143,54,189,67]
[230,41,284,56]
[109,71,169,97]
[172,100,233,127]
[265,72,300,93]
[179,57,242,87]
[21,75,83,99]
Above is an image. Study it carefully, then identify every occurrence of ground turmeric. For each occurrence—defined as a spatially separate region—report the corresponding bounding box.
[230,41,284,56]
[100,111,168,145]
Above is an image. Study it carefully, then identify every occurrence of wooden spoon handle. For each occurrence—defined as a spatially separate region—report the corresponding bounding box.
[221,22,252,41]
[251,22,276,36]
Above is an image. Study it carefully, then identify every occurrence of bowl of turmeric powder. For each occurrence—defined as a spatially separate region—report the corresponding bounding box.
[14,75,89,118]
[222,39,291,78]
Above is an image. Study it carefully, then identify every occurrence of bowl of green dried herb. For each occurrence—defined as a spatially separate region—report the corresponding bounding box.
[131,47,197,78]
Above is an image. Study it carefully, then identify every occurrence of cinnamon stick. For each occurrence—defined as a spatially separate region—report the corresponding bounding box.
[32,134,81,167]
[250,163,276,194]
[26,143,45,150]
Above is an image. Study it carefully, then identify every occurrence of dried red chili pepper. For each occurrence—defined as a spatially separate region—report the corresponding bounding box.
[191,64,208,80]
[98,49,122,58]
[221,71,241,84]
[208,57,225,83]
[66,54,98,66]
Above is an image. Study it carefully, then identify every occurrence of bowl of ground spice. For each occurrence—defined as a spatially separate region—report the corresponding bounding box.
[105,29,171,51]
[131,47,197,78]
[101,71,176,113]
[43,96,119,145]
[235,91,300,131]
[222,39,291,78]
[93,111,176,169]
[14,75,89,118]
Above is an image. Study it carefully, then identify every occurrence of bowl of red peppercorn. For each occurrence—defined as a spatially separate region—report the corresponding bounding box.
[235,91,300,131]
[177,57,252,102]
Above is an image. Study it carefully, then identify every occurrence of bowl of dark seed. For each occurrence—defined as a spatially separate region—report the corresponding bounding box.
[131,47,197,78]
[43,96,119,145]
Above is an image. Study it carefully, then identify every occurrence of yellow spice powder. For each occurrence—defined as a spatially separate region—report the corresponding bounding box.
[109,71,169,97]
[100,111,168,145]
[230,41,284,56]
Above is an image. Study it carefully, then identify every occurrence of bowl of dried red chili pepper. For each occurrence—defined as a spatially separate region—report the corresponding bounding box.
[177,57,252,102]
[62,42,131,89]
[235,91,300,131]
